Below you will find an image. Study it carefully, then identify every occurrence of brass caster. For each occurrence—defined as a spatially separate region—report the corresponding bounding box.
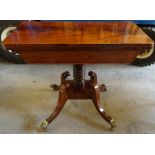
[110,119,117,130]
[50,84,60,91]
[40,120,49,131]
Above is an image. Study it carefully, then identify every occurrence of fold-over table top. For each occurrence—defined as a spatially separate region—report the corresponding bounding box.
[3,21,154,51]
[2,21,154,64]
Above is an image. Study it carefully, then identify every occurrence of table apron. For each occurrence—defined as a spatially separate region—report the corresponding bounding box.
[16,50,141,64]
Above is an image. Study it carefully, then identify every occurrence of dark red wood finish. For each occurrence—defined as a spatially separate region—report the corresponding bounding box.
[3,21,154,64]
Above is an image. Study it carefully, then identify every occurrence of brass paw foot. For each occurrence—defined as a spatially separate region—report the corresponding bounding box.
[50,84,60,91]
[110,119,117,129]
[40,120,49,131]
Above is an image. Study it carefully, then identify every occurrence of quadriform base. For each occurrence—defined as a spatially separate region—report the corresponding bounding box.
[40,64,117,131]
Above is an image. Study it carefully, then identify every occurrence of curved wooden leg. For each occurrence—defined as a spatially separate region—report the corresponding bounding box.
[40,71,70,130]
[88,71,117,129]
[40,85,68,130]
[91,87,117,129]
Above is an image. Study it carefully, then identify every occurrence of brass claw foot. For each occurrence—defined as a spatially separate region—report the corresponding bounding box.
[40,120,49,131]
[110,119,117,129]
[50,84,60,91]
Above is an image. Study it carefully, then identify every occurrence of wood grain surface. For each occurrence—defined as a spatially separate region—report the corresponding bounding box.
[3,21,154,63]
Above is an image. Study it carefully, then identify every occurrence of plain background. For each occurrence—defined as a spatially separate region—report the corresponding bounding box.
[0,0,155,155]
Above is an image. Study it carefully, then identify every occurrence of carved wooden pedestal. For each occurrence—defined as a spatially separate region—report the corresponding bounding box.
[40,64,117,130]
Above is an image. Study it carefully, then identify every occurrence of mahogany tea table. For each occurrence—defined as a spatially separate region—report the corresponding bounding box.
[3,21,154,130]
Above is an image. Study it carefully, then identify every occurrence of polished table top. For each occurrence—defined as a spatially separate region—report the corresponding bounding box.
[3,21,154,64]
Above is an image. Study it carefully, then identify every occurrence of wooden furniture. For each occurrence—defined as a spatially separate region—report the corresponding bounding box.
[3,21,154,130]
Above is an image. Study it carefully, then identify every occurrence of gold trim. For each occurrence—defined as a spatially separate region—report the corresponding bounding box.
[40,120,49,129]
[110,119,117,128]
[137,45,154,59]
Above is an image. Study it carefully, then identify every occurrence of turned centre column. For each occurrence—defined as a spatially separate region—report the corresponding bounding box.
[73,64,85,91]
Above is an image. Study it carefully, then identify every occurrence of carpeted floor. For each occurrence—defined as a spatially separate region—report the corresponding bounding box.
[0,58,155,133]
